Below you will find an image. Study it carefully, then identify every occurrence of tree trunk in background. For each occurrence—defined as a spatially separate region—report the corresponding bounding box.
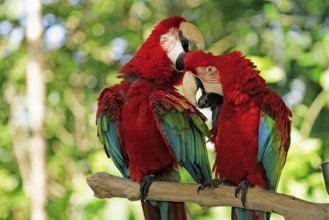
[26,0,47,220]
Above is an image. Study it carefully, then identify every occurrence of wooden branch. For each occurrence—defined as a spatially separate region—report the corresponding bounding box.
[87,172,329,220]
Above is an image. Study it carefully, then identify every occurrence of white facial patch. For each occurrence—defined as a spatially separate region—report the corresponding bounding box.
[196,66,220,84]
[202,80,223,96]
[196,66,223,95]
[160,27,185,65]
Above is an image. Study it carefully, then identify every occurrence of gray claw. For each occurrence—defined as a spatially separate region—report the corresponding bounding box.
[234,180,250,207]
[197,178,232,194]
[140,175,156,202]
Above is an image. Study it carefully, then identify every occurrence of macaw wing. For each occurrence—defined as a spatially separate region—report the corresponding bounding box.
[96,88,129,178]
[150,88,212,183]
[257,93,291,190]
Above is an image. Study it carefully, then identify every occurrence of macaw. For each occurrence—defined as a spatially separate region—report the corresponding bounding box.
[96,17,212,220]
[182,50,292,220]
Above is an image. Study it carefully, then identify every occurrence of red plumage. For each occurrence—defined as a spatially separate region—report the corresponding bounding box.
[120,16,186,85]
[209,52,269,187]
[96,17,211,220]
[120,80,178,182]
[97,85,128,161]
[184,50,292,220]
[97,16,188,183]
[212,98,268,188]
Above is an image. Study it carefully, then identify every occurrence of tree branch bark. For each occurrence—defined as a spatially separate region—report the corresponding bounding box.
[87,172,329,220]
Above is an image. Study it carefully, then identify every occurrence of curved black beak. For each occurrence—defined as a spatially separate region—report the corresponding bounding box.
[175,52,186,71]
[194,77,224,108]
[198,93,224,108]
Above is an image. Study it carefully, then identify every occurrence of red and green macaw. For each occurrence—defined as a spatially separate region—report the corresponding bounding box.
[182,50,292,220]
[96,17,212,220]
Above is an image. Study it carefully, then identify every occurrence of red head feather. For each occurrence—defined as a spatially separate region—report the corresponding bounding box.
[120,16,187,83]
[184,50,268,104]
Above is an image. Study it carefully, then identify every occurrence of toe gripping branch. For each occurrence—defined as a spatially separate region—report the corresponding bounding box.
[140,175,157,202]
[198,178,250,208]
[235,180,250,208]
[197,178,232,194]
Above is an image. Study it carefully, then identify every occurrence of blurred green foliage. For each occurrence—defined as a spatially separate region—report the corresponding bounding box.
[1,0,329,219]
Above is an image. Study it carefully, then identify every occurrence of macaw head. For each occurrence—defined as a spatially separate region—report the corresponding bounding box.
[120,16,204,84]
[182,50,267,108]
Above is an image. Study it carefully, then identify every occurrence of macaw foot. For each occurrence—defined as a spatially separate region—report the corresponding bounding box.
[197,178,232,194]
[234,180,250,208]
[140,175,157,202]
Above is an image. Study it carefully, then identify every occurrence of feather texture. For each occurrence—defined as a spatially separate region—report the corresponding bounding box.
[150,87,212,183]
[96,17,211,220]
[183,50,292,220]
[96,87,129,178]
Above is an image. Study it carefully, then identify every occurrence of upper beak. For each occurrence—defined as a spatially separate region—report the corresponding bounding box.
[182,71,199,106]
[183,71,224,108]
[179,22,205,50]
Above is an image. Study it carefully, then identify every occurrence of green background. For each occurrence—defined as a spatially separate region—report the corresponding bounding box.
[1,0,329,219]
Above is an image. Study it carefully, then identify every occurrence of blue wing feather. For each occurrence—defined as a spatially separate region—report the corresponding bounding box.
[257,115,283,191]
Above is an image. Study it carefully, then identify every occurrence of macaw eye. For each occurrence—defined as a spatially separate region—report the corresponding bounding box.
[206,66,217,74]
[160,34,168,41]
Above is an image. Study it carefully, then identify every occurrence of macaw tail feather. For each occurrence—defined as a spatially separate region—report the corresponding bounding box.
[141,201,188,220]
[232,207,271,220]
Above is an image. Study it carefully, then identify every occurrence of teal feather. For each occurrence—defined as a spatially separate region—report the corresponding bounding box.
[255,113,288,220]
[235,114,282,219]
[235,208,251,220]
[151,90,212,185]
[162,122,181,159]
[149,170,181,220]
[180,139,186,163]
[99,115,129,178]
[192,126,201,164]
[257,115,283,191]
[162,112,211,182]
[235,207,268,220]
[159,202,169,220]
[161,114,211,183]
[186,125,195,162]
[183,162,198,182]
[211,106,219,128]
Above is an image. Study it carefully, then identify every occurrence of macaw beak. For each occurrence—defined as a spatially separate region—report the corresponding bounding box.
[174,22,204,71]
[182,71,199,106]
[182,71,224,108]
[175,52,186,72]
[179,22,205,50]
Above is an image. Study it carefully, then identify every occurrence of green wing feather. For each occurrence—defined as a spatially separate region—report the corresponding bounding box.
[151,89,212,183]
[96,88,129,178]
[257,113,288,190]
[97,115,129,178]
